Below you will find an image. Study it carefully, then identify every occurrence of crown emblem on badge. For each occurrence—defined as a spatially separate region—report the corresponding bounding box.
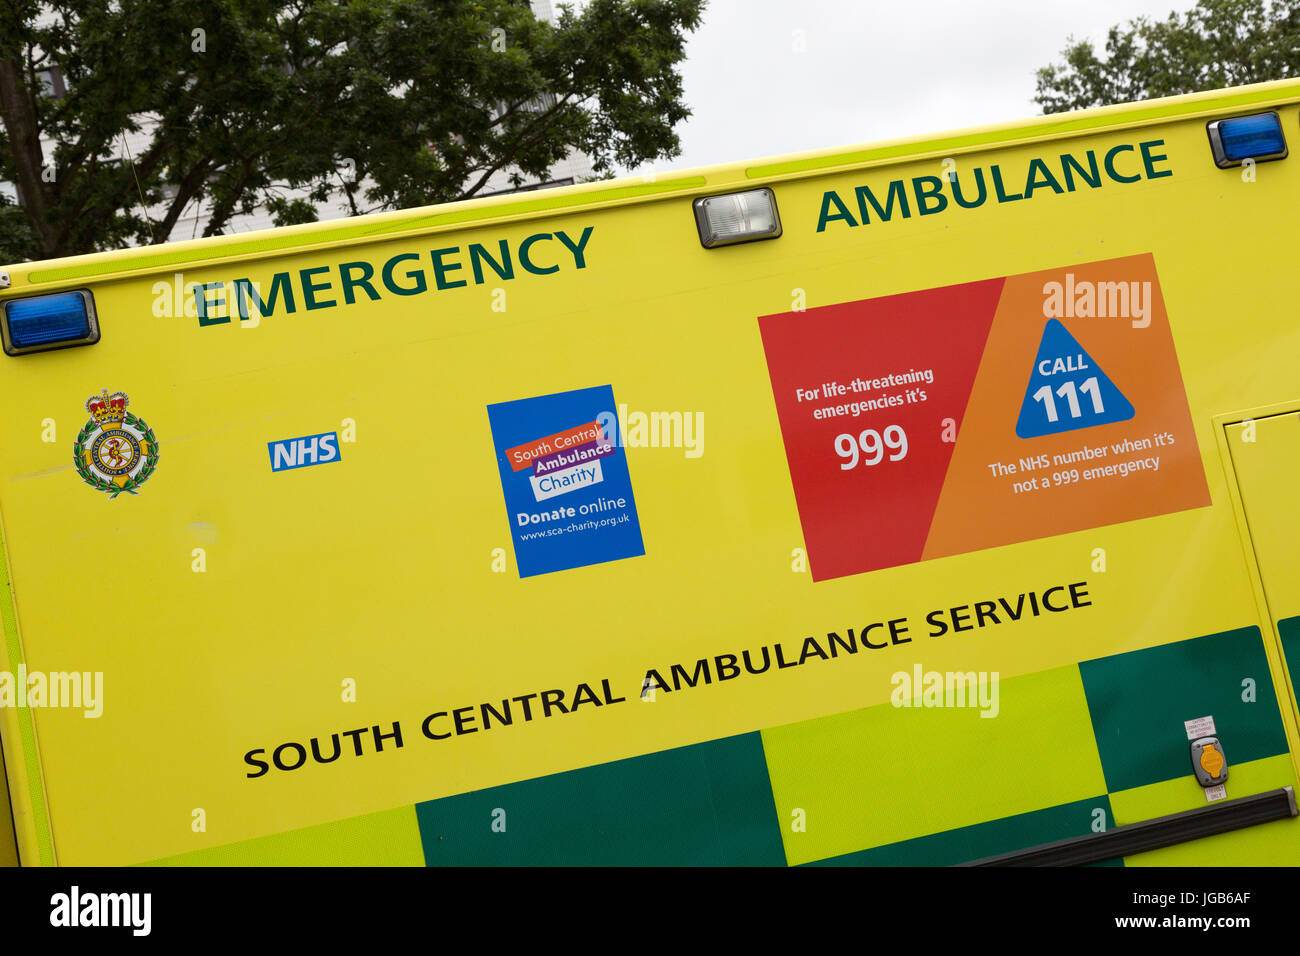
[73,388,158,498]
[86,389,129,428]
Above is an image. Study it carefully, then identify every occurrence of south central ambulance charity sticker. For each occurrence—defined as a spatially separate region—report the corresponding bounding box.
[487,385,644,577]
[74,389,160,498]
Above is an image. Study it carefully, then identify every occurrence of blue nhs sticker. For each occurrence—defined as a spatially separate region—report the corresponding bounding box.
[268,431,341,472]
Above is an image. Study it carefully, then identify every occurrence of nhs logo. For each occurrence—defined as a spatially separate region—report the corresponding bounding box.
[268,431,341,472]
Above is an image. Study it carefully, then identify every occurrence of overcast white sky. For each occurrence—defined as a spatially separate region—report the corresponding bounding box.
[656,0,1202,173]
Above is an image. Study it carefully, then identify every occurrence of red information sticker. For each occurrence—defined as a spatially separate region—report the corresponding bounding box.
[758,254,1209,582]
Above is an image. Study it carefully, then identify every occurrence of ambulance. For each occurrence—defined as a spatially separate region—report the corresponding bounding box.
[4,78,1300,867]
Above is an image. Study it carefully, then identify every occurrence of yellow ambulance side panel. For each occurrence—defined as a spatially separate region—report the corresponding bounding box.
[3,80,1300,865]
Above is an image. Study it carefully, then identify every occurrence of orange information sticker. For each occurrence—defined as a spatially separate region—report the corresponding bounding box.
[759,253,1210,581]
[921,253,1210,562]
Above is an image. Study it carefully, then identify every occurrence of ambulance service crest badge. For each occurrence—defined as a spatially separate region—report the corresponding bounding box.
[73,389,159,498]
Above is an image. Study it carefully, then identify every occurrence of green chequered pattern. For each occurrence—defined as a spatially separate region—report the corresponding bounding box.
[415,731,786,866]
[806,796,1120,866]
[408,625,1291,866]
[145,805,424,866]
[1078,626,1289,794]
[130,625,1298,866]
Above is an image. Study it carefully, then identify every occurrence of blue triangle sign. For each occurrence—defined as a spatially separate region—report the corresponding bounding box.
[1016,319,1134,439]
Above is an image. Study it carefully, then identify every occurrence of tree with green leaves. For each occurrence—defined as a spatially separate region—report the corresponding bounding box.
[1035,0,1300,114]
[0,0,703,262]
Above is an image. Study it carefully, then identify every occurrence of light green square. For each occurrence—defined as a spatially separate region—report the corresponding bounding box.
[1109,754,1300,866]
[143,805,424,866]
[761,664,1106,866]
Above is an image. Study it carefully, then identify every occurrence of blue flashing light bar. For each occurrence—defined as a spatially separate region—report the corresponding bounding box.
[1207,111,1288,168]
[2,290,98,355]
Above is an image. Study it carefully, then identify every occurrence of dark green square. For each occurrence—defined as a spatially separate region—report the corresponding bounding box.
[416,731,786,866]
[1278,616,1300,680]
[1079,626,1288,793]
